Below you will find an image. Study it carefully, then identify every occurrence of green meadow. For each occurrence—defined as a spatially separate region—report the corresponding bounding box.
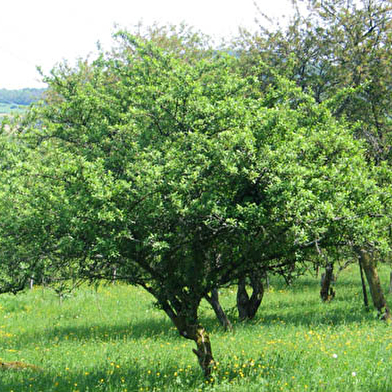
[1,265,392,392]
[0,103,27,117]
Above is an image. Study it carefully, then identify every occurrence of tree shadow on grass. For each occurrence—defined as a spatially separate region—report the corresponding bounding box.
[4,278,378,352]
[231,295,374,330]
[0,360,205,392]
[6,317,180,350]
[251,305,372,328]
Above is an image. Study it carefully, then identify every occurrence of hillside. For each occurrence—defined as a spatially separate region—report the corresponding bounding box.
[0,88,45,117]
[0,88,45,106]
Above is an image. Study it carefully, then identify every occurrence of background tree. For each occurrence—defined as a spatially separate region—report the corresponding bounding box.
[235,0,392,311]
[239,0,392,162]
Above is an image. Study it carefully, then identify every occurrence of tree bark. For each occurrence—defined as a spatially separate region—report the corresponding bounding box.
[205,288,233,331]
[358,249,391,321]
[248,274,265,319]
[359,260,369,309]
[161,304,215,377]
[190,325,214,377]
[174,317,214,377]
[389,271,392,294]
[236,273,264,320]
[142,283,215,377]
[320,263,335,301]
[237,277,250,321]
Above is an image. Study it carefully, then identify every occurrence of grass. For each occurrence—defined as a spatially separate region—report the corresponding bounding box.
[0,103,27,117]
[1,265,392,391]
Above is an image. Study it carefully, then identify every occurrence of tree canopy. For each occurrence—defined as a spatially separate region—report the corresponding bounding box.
[1,17,392,374]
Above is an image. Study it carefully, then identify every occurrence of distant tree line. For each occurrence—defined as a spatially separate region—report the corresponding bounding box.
[0,88,45,106]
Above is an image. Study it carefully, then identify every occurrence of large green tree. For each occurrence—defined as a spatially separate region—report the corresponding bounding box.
[1,31,390,375]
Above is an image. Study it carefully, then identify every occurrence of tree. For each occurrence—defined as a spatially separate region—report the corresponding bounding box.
[239,0,392,162]
[236,0,392,313]
[1,30,390,376]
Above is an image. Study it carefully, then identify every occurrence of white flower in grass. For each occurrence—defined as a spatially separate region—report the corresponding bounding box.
[352,372,357,377]
[332,353,338,358]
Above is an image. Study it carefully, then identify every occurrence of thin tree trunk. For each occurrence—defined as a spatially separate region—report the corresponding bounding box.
[389,271,392,294]
[205,288,233,331]
[315,265,320,278]
[359,260,369,309]
[320,263,335,301]
[175,318,214,377]
[358,249,391,321]
[264,271,270,290]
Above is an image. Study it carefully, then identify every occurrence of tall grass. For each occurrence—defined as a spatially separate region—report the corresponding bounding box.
[1,264,392,391]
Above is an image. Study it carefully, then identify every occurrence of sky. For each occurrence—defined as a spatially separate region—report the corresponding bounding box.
[0,0,293,89]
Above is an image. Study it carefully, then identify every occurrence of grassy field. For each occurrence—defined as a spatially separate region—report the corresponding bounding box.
[1,265,392,391]
[0,103,27,117]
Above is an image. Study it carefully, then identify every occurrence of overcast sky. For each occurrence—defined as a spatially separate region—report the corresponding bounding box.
[0,0,293,89]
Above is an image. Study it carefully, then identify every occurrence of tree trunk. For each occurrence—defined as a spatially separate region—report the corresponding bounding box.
[205,288,233,331]
[190,325,214,377]
[320,263,335,301]
[359,260,369,309]
[315,265,320,278]
[389,271,392,294]
[264,271,270,290]
[237,277,250,321]
[358,249,391,321]
[174,318,214,377]
[236,273,264,320]
[161,303,215,377]
[248,274,264,319]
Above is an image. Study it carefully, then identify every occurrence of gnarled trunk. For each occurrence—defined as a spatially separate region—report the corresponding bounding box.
[173,317,214,377]
[205,288,233,331]
[358,249,391,321]
[320,263,335,301]
[236,273,264,321]
[190,326,214,377]
[160,302,215,377]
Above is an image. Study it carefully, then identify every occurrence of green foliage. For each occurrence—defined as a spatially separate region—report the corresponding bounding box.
[1,25,391,373]
[238,0,392,162]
